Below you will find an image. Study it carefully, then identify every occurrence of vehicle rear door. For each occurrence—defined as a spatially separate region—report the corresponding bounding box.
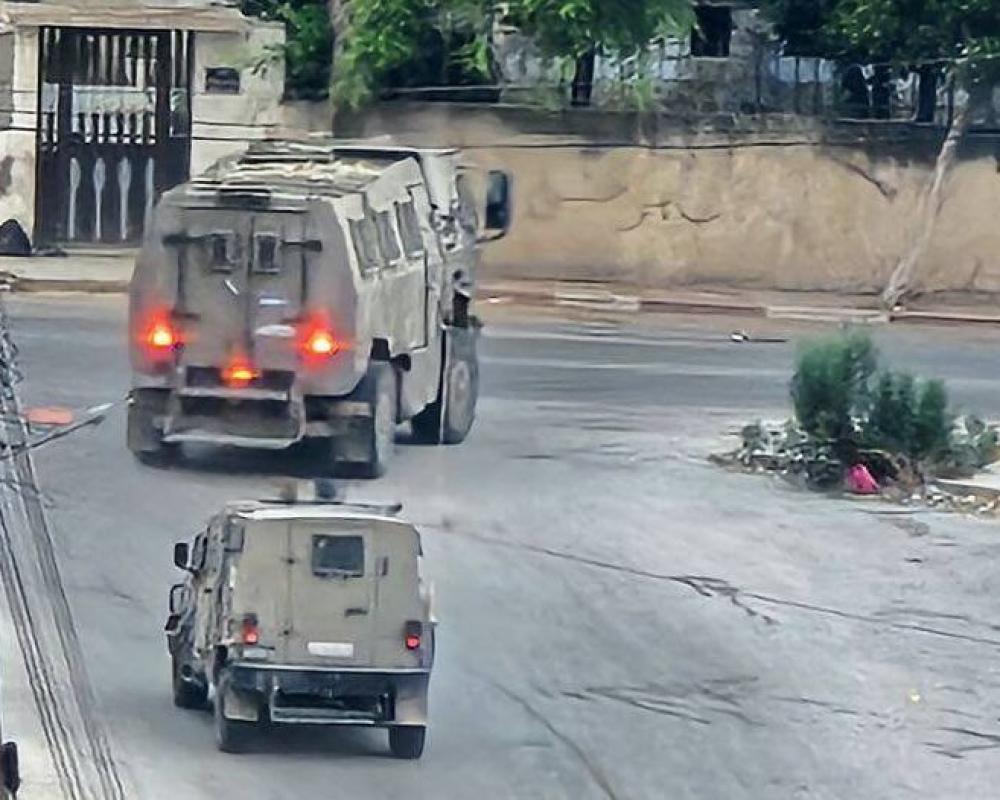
[284,520,376,666]
[177,210,305,372]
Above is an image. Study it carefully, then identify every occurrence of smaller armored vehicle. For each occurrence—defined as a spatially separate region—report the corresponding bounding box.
[165,491,435,757]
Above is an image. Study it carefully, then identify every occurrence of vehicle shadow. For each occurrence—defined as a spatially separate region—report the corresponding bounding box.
[136,428,423,480]
[176,707,398,759]
[248,724,399,759]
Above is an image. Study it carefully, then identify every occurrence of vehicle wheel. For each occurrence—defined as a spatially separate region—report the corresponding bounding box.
[127,395,179,466]
[389,726,426,759]
[355,363,397,479]
[411,328,478,445]
[214,673,252,754]
[171,655,207,710]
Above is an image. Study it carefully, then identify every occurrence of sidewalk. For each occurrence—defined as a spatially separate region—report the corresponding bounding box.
[479,278,1000,326]
[2,252,999,326]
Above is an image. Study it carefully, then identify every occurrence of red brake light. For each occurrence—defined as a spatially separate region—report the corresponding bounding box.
[223,362,259,387]
[240,615,259,645]
[404,620,422,650]
[145,319,178,352]
[305,328,339,356]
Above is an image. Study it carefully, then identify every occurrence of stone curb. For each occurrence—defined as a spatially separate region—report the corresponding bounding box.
[930,478,1000,502]
[13,277,131,294]
[6,274,1000,328]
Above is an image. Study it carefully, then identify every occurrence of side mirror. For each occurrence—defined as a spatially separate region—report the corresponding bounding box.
[481,170,512,241]
[168,583,187,615]
[1,741,19,795]
[173,542,190,571]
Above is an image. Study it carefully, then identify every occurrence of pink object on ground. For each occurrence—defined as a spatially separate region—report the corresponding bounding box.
[846,463,880,495]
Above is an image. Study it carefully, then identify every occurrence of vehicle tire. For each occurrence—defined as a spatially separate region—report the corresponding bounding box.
[127,394,179,466]
[389,725,426,760]
[171,655,207,710]
[411,328,478,445]
[355,363,397,479]
[214,672,252,754]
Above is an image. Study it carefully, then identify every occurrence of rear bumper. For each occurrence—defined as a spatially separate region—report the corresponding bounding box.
[227,664,430,726]
[133,386,371,449]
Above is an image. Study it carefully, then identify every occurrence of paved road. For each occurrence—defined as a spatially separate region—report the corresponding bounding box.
[5,295,1000,799]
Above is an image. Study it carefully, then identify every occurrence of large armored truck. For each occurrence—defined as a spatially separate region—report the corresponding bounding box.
[166,495,435,757]
[128,138,511,476]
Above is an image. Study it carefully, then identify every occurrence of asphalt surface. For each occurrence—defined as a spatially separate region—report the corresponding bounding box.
[5,295,1000,799]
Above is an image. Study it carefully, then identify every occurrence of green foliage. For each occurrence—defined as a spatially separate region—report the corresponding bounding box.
[758,0,840,56]
[790,330,995,478]
[242,0,332,97]
[825,0,1000,67]
[762,0,1000,79]
[790,330,877,441]
[333,0,497,107]
[333,0,695,108]
[864,372,951,459]
[505,0,694,59]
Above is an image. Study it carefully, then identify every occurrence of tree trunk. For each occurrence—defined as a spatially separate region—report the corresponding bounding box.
[871,65,892,119]
[571,48,596,107]
[329,0,346,70]
[915,65,938,123]
[329,0,346,129]
[880,81,972,310]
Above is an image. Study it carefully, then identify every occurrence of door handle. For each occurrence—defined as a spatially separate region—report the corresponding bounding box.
[345,607,369,617]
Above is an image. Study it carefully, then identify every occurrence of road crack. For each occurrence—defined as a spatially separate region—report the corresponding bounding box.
[479,675,619,800]
[427,522,1000,649]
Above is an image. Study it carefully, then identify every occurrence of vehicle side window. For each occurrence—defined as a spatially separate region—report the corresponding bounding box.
[205,520,225,575]
[396,201,424,258]
[191,532,208,572]
[311,535,364,578]
[349,216,381,274]
[375,210,402,263]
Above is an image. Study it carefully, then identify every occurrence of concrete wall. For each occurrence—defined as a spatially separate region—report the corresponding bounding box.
[190,22,286,175]
[0,27,41,243]
[0,14,285,247]
[338,103,1000,295]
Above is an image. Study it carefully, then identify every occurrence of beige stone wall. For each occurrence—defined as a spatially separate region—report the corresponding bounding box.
[339,103,1000,294]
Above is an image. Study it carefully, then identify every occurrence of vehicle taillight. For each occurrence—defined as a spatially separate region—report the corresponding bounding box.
[144,317,179,354]
[404,620,422,650]
[304,328,339,357]
[299,315,346,361]
[223,361,259,387]
[240,614,259,645]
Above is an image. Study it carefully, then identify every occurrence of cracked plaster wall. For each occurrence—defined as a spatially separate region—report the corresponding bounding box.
[340,104,1000,294]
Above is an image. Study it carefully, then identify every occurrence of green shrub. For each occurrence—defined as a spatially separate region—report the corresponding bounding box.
[863,372,951,460]
[791,330,877,442]
[789,330,1000,482]
[913,379,951,458]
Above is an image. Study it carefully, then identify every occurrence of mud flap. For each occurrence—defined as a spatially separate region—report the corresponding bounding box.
[392,674,430,726]
[126,389,168,453]
[220,683,261,723]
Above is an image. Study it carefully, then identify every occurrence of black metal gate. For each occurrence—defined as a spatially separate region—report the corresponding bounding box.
[36,27,193,247]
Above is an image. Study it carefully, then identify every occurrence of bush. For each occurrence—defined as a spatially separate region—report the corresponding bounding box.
[791,330,877,442]
[864,372,951,460]
[790,330,994,479]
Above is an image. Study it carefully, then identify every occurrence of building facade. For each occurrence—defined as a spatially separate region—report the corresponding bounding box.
[0,1,286,252]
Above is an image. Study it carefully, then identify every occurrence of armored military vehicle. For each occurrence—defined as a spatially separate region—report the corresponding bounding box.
[166,493,435,757]
[128,138,511,476]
